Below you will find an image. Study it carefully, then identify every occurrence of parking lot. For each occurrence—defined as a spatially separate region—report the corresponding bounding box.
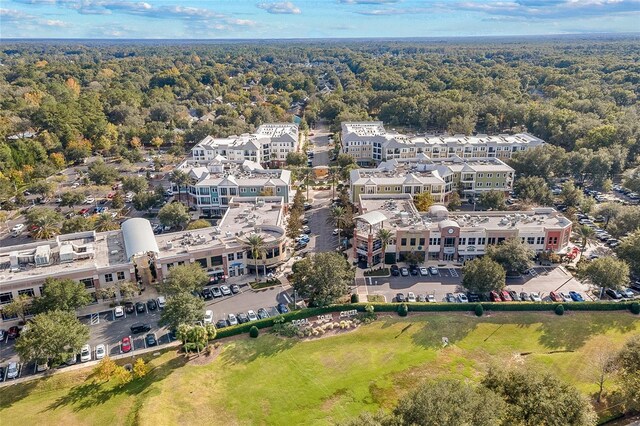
[358,266,595,302]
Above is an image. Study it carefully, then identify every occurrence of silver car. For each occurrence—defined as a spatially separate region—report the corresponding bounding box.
[529,292,542,302]
[6,362,19,379]
[227,313,238,325]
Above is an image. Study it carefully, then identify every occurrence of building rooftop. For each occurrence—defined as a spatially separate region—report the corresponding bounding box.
[255,123,298,139]
[176,158,291,187]
[342,121,387,137]
[0,230,128,286]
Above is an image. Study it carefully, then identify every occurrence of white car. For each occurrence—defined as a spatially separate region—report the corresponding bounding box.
[407,292,417,303]
[621,288,635,298]
[80,344,91,362]
[84,197,95,204]
[204,310,214,324]
[165,189,174,196]
[427,294,436,302]
[419,267,429,276]
[530,292,542,302]
[560,292,572,303]
[157,296,166,308]
[227,313,238,326]
[11,223,24,234]
[95,344,106,360]
[247,310,258,321]
[457,293,469,303]
[6,362,19,379]
[332,228,339,235]
[114,305,124,318]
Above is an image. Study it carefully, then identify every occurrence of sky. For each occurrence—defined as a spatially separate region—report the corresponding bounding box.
[0,0,639,39]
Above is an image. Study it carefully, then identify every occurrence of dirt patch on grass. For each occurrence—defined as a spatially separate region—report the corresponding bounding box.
[186,344,225,366]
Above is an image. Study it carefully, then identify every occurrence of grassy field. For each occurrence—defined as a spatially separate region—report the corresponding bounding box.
[1,311,638,426]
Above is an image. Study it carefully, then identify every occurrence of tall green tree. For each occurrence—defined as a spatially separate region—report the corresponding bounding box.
[578,257,630,292]
[94,212,119,232]
[60,191,85,209]
[246,234,267,282]
[159,293,205,331]
[15,310,89,366]
[376,228,392,266]
[576,225,596,255]
[158,202,190,229]
[616,335,640,412]
[290,252,353,307]
[487,238,534,274]
[615,229,640,275]
[326,206,350,249]
[87,159,118,185]
[462,257,506,293]
[33,277,92,313]
[160,263,207,296]
[122,175,149,194]
[25,207,62,239]
[560,180,583,208]
[479,190,505,210]
[513,176,553,206]
[2,294,33,323]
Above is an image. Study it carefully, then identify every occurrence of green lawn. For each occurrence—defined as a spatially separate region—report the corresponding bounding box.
[1,311,638,426]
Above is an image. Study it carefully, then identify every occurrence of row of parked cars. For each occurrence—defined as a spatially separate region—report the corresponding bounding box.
[210,304,290,329]
[391,264,439,277]
[576,213,621,248]
[393,290,589,303]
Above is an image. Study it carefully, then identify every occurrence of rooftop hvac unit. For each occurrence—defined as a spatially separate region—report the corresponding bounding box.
[110,250,119,255]
[166,241,173,249]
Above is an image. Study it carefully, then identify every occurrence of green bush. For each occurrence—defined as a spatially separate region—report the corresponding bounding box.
[475,304,484,317]
[249,326,259,338]
[555,304,565,316]
[398,303,408,317]
[351,293,359,303]
[630,302,640,315]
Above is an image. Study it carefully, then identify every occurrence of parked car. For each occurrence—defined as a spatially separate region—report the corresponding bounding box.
[124,302,135,314]
[409,266,418,276]
[220,285,232,296]
[230,284,240,294]
[257,308,270,319]
[201,287,213,300]
[121,336,132,353]
[157,296,166,308]
[227,313,238,326]
[145,333,157,347]
[0,329,5,341]
[6,362,19,379]
[0,366,5,381]
[417,294,427,302]
[530,292,542,302]
[490,291,501,302]
[560,292,572,303]
[549,291,563,302]
[500,290,512,302]
[605,288,622,300]
[95,344,106,360]
[215,319,228,329]
[204,310,214,324]
[396,293,406,303]
[428,266,439,275]
[620,288,635,299]
[146,299,158,311]
[130,323,151,334]
[247,310,258,321]
[427,294,436,302]
[457,293,469,303]
[519,292,529,301]
[467,293,481,302]
[277,303,289,314]
[400,267,409,277]
[7,326,20,339]
[211,287,222,298]
[79,344,91,362]
[419,267,429,276]
[407,292,417,302]
[445,293,456,303]
[114,305,125,318]
[508,290,519,301]
[237,312,249,324]
[569,291,585,302]
[135,302,146,313]
[391,264,400,276]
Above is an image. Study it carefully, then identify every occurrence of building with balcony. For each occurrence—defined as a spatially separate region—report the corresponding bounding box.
[191,123,298,166]
[349,156,514,203]
[352,194,572,267]
[341,121,544,165]
[0,197,289,322]
[174,158,291,218]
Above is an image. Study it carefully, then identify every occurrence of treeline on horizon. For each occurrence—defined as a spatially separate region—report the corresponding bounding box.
[0,37,639,199]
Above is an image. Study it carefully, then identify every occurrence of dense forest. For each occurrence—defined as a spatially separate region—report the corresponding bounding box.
[0,37,639,200]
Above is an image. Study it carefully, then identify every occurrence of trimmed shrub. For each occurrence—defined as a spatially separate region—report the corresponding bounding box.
[630,302,640,315]
[555,304,565,316]
[249,326,259,338]
[474,304,484,317]
[351,293,359,303]
[398,303,408,317]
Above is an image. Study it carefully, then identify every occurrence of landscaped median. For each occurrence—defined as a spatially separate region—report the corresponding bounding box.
[215,300,639,339]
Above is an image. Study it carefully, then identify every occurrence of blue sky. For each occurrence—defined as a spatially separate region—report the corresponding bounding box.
[1,0,639,39]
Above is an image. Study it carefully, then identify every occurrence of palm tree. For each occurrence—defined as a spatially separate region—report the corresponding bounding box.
[28,212,61,239]
[170,169,192,206]
[328,167,339,200]
[246,234,266,283]
[577,225,596,255]
[376,228,393,267]
[94,213,119,232]
[327,206,349,250]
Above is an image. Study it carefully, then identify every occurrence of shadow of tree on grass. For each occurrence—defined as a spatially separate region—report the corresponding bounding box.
[218,335,297,366]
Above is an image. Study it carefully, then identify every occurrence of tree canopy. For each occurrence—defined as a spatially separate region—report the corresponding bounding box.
[33,277,93,314]
[160,263,208,296]
[159,293,205,331]
[290,252,353,307]
[462,257,506,293]
[487,238,534,274]
[578,257,630,291]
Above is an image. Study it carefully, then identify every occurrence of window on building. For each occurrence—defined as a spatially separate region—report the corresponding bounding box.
[419,238,425,246]
[488,237,496,245]
[487,173,493,178]
[105,273,113,283]
[117,271,125,281]
[236,252,243,259]
[477,182,483,187]
[478,237,486,245]
[178,261,185,266]
[537,237,545,245]
[527,237,535,244]
[228,253,234,261]
[80,278,94,289]
[401,238,407,246]
[458,237,466,245]
[410,238,416,246]
[521,237,526,243]
[196,258,207,268]
[467,237,476,245]
[497,237,505,244]
[18,289,35,297]
[478,173,484,178]
[211,256,223,266]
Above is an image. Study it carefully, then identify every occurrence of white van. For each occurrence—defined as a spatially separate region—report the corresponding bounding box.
[11,223,24,236]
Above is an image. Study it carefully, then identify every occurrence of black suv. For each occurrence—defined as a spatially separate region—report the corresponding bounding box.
[391,264,400,276]
[124,302,135,314]
[146,299,158,311]
[201,288,213,300]
[130,323,152,334]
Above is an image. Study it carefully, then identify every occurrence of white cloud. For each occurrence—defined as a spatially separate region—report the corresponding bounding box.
[339,0,400,4]
[257,1,302,14]
[454,0,640,19]
[1,7,70,27]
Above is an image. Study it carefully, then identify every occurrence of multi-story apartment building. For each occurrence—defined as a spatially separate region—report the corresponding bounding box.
[353,194,572,266]
[174,158,291,217]
[349,156,515,203]
[192,123,298,166]
[341,121,544,165]
[0,197,289,322]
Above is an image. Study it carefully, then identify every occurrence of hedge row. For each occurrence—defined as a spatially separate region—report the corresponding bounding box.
[213,301,635,339]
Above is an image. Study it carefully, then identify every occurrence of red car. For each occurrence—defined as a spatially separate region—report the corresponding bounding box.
[78,208,90,215]
[121,336,132,353]
[500,290,512,302]
[490,291,501,302]
[549,291,562,302]
[107,192,114,199]
[7,326,20,339]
